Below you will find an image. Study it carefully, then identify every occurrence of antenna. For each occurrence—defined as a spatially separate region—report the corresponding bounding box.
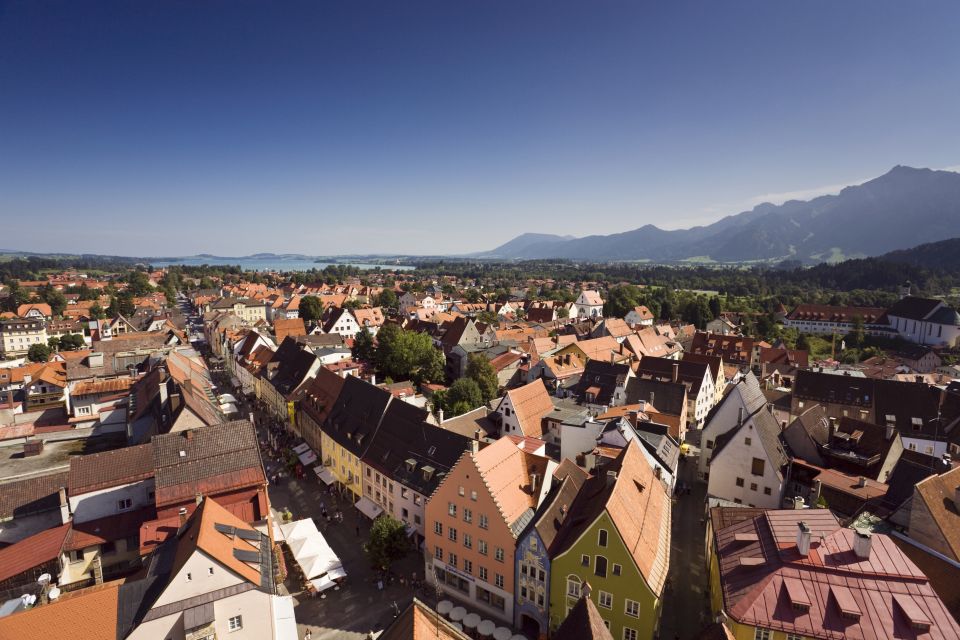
[47,587,61,602]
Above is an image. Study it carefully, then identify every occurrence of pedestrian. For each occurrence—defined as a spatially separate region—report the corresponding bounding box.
[305,631,312,640]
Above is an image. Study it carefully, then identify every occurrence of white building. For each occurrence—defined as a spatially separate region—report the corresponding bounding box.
[572,290,604,320]
[883,296,960,347]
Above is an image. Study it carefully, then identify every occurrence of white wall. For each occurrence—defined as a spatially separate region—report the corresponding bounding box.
[706,421,782,508]
[69,478,155,524]
[560,420,604,462]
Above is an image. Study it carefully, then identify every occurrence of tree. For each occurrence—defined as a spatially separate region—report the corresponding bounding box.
[465,353,498,403]
[464,288,482,303]
[89,303,105,320]
[352,328,376,362]
[27,343,51,362]
[47,336,60,350]
[299,296,323,322]
[126,270,154,296]
[476,310,498,325]
[556,306,569,319]
[364,515,409,571]
[375,289,398,309]
[604,285,642,319]
[41,288,67,318]
[446,378,483,416]
[59,334,86,351]
[708,296,722,319]
[849,315,866,349]
[796,333,811,353]
[374,324,446,384]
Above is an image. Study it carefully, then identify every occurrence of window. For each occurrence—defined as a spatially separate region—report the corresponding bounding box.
[463,559,472,574]
[478,540,488,555]
[581,554,590,567]
[735,477,745,487]
[463,508,472,523]
[68,549,83,563]
[470,490,478,501]
[612,563,622,576]
[435,547,443,561]
[458,486,465,496]
[414,514,421,525]
[744,437,752,446]
[208,567,214,575]
[764,487,772,496]
[750,482,758,492]
[751,457,765,476]
[786,635,804,640]
[434,521,443,535]
[495,573,504,588]
[448,527,457,542]
[495,547,504,562]
[625,599,640,618]
[595,555,608,578]
[598,529,608,547]
[753,629,771,640]
[623,628,638,640]
[479,514,488,529]
[117,498,133,511]
[448,503,457,517]
[449,553,458,568]
[463,534,472,549]
[705,439,714,449]
[598,590,613,609]
[228,615,243,632]
[567,577,581,598]
[479,566,488,581]
[186,572,192,582]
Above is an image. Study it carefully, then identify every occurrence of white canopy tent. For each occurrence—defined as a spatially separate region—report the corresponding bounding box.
[354,496,383,520]
[298,450,318,466]
[279,519,345,592]
[292,442,311,455]
[314,465,336,485]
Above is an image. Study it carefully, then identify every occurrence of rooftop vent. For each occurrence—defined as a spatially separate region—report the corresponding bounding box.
[796,521,811,557]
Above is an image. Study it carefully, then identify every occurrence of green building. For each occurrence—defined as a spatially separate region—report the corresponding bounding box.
[548,441,671,640]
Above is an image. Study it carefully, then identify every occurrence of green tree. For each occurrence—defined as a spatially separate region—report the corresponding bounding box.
[299,296,324,322]
[47,336,60,350]
[708,296,722,319]
[465,353,498,403]
[848,315,866,349]
[604,284,642,319]
[446,378,483,416]
[41,288,67,318]
[89,303,105,320]
[556,306,569,319]
[27,343,51,362]
[374,324,445,384]
[126,270,154,296]
[352,328,376,362]
[363,515,409,571]
[796,333,811,353]
[464,288,482,303]
[375,289,398,309]
[60,334,86,351]
[476,310,498,325]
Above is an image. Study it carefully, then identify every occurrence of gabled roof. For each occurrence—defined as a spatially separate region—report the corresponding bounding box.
[501,378,554,438]
[68,443,155,494]
[553,594,614,640]
[572,360,630,406]
[273,317,306,343]
[552,440,672,596]
[529,459,589,552]
[298,367,346,426]
[636,355,709,395]
[0,470,69,520]
[913,465,960,559]
[473,436,551,536]
[710,392,788,473]
[324,374,393,458]
[884,296,950,322]
[380,598,470,640]
[624,377,686,415]
[0,522,70,583]
[0,580,121,640]
[794,369,875,406]
[712,507,960,639]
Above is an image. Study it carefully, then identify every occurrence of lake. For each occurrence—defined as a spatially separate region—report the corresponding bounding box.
[149,257,415,272]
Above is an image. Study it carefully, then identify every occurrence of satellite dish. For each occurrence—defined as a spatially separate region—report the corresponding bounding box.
[37,573,51,586]
[47,587,60,601]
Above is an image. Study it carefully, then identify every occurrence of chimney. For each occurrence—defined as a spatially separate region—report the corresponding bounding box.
[672,363,679,383]
[530,472,539,494]
[185,429,193,441]
[813,479,822,504]
[737,407,745,427]
[628,410,639,426]
[59,486,70,524]
[438,408,444,424]
[828,417,838,438]
[179,507,188,527]
[857,476,867,489]
[474,428,481,441]
[885,422,895,440]
[606,470,618,487]
[915,375,924,384]
[470,439,479,454]
[581,580,592,599]
[796,521,811,556]
[195,492,203,505]
[793,496,805,510]
[649,391,655,406]
[853,529,872,559]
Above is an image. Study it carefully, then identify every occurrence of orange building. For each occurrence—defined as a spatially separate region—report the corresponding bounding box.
[424,437,555,624]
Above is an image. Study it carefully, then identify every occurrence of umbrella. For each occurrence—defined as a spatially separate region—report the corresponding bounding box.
[478,620,496,637]
[449,606,466,622]
[437,600,453,616]
[463,613,481,629]
[493,627,512,640]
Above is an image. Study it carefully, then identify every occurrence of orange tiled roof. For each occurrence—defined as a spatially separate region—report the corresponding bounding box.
[0,579,120,640]
[473,436,550,531]
[504,378,554,438]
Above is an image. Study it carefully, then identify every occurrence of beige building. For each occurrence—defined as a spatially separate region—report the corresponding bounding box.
[0,317,48,358]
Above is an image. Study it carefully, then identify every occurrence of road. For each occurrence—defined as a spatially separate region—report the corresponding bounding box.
[658,454,711,640]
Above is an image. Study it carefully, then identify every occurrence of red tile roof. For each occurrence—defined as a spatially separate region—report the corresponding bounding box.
[0,523,70,583]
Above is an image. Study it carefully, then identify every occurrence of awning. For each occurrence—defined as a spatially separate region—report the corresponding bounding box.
[354,496,383,520]
[279,519,343,580]
[271,595,299,640]
[293,442,311,455]
[314,466,336,486]
[298,450,317,466]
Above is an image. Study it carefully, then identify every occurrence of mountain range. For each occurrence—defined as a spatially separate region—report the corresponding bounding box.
[475,165,960,263]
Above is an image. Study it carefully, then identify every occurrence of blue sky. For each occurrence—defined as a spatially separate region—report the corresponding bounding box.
[2,1,959,256]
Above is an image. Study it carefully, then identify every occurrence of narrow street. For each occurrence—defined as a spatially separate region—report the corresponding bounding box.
[658,454,711,640]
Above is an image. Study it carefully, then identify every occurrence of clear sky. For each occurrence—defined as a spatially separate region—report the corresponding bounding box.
[2,1,959,256]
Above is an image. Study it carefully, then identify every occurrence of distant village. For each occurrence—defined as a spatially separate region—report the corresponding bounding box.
[1,265,960,640]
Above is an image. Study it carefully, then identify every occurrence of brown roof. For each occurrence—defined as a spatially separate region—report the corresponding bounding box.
[554,593,614,640]
[553,440,672,595]
[171,497,263,585]
[0,580,120,640]
[71,377,136,397]
[473,436,550,532]
[380,598,471,640]
[0,523,70,583]
[68,443,155,494]
[503,379,554,438]
[0,470,69,519]
[273,317,306,343]
[64,506,156,551]
[913,466,960,560]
